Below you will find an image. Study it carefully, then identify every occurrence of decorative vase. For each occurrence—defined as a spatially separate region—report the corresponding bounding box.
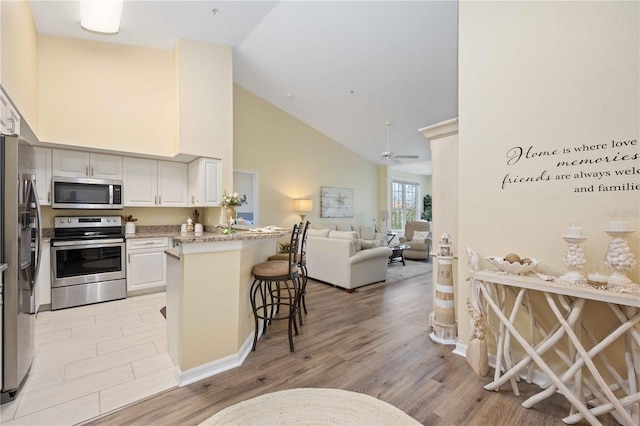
[224,206,237,222]
[125,222,136,235]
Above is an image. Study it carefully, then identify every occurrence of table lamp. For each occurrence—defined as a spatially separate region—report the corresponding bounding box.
[294,198,313,221]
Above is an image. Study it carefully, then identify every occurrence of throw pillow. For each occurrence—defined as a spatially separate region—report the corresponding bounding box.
[411,231,430,243]
[359,226,375,241]
[328,230,361,251]
[308,228,330,238]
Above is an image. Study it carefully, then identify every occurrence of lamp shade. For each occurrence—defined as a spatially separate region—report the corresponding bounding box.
[81,0,124,34]
[294,198,313,213]
[380,210,390,220]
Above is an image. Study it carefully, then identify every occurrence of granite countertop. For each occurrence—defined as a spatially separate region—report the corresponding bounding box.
[172,230,289,244]
[126,225,290,244]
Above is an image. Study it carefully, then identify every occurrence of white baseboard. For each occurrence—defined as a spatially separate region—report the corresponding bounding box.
[449,341,549,388]
[175,333,255,387]
[453,341,467,357]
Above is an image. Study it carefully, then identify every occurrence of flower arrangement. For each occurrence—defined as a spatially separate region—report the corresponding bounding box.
[122,215,137,223]
[221,191,244,207]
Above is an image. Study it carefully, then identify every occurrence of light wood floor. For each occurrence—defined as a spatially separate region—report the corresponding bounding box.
[84,269,618,426]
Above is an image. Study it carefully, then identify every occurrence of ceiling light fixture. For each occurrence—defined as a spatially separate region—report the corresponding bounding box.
[80,0,124,34]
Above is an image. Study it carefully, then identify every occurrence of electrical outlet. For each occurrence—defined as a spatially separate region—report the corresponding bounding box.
[157,215,163,222]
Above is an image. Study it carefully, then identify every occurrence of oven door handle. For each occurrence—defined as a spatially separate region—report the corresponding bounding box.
[52,239,125,247]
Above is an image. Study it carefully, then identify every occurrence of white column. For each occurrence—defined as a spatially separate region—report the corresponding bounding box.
[419,118,459,341]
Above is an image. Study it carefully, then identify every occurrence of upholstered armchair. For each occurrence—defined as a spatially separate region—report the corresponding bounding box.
[398,221,431,261]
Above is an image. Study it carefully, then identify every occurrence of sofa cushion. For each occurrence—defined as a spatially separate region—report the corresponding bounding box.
[329,230,361,251]
[336,224,352,232]
[412,231,430,243]
[308,228,331,238]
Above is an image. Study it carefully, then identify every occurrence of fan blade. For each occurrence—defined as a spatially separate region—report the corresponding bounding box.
[392,158,401,164]
[394,155,419,159]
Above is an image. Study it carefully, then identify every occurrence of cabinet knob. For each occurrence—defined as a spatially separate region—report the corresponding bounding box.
[85,166,89,176]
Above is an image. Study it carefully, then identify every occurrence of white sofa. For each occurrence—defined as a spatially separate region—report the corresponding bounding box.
[305,228,392,291]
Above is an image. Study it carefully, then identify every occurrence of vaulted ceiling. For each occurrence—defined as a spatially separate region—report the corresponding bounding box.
[30,1,458,175]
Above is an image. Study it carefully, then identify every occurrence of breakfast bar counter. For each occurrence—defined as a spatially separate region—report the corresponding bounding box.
[165,229,289,386]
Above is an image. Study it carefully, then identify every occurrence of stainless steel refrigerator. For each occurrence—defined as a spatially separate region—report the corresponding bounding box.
[0,135,42,403]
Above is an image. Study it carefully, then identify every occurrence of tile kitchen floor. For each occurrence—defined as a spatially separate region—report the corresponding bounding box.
[0,292,177,425]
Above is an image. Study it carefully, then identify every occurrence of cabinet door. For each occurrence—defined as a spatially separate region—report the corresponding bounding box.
[157,161,188,207]
[0,92,20,135]
[123,157,157,206]
[52,149,90,177]
[34,147,52,206]
[90,153,122,180]
[202,158,221,206]
[188,160,202,206]
[127,249,167,292]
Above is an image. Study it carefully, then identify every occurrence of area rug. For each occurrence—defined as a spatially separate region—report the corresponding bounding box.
[199,388,420,425]
[355,260,431,292]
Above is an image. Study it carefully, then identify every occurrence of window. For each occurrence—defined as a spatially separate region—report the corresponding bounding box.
[391,179,419,229]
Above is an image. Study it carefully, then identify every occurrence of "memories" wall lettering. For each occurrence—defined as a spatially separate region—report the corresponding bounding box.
[501,139,639,192]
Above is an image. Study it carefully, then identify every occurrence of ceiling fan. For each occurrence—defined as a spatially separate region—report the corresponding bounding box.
[380,121,419,163]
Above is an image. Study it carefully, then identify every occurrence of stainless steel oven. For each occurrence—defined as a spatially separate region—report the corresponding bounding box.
[51,216,126,310]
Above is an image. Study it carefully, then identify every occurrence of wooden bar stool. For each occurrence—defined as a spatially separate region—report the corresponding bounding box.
[250,224,303,352]
[268,221,310,324]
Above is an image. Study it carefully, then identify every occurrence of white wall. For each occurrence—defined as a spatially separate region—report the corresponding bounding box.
[458,1,639,343]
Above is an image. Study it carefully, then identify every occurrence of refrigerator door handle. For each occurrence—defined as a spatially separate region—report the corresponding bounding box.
[27,177,43,313]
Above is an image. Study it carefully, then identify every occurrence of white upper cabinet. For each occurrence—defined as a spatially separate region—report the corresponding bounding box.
[34,147,52,205]
[91,153,123,179]
[52,149,122,180]
[123,157,188,207]
[188,158,221,207]
[157,161,189,207]
[0,91,21,136]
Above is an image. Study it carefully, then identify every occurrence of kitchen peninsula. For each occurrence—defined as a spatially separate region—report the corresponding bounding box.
[165,229,289,386]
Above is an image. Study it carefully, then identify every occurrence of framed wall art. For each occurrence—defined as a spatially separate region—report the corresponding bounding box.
[320,186,354,218]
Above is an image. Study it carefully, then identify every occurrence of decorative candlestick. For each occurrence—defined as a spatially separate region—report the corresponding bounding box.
[604,228,636,287]
[560,235,587,283]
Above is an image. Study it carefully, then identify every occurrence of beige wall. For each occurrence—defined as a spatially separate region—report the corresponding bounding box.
[233,84,380,227]
[175,40,233,195]
[1,0,39,133]
[38,35,176,156]
[175,40,233,159]
[458,1,639,344]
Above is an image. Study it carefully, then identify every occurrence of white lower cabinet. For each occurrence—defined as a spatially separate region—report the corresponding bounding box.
[126,238,168,294]
[37,241,51,310]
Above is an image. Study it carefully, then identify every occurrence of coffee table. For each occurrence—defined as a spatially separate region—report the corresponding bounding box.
[388,244,409,266]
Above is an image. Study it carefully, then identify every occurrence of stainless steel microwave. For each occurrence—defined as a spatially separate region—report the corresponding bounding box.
[51,176,123,209]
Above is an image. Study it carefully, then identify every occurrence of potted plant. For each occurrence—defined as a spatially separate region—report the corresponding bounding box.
[122,214,138,235]
[221,191,243,221]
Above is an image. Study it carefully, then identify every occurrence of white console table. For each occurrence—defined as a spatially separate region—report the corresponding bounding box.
[473,270,640,426]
